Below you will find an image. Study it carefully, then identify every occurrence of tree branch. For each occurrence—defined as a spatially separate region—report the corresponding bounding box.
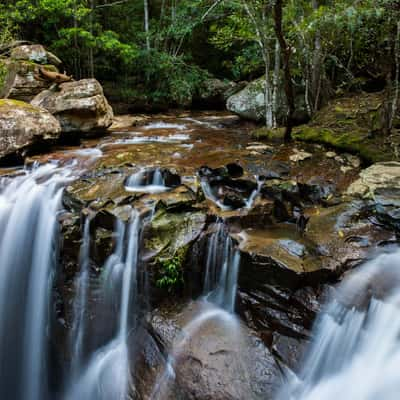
[201,0,224,22]
[95,0,130,9]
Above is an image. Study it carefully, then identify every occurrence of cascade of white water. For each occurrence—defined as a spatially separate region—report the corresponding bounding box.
[69,217,92,377]
[65,210,141,400]
[203,223,241,313]
[125,168,168,193]
[150,223,241,399]
[276,249,400,400]
[245,176,264,209]
[0,164,72,400]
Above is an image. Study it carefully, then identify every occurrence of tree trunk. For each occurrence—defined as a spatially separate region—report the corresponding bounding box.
[144,0,150,51]
[89,0,95,78]
[273,0,295,141]
[311,0,322,112]
[73,0,81,79]
[272,40,281,128]
[390,21,400,130]
[264,49,273,128]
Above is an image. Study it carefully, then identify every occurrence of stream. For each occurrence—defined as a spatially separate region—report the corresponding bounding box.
[0,111,398,399]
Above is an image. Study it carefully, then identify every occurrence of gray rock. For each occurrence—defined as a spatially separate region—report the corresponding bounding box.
[0,59,58,102]
[290,149,312,162]
[10,44,62,66]
[31,79,114,133]
[0,99,61,159]
[196,78,239,107]
[226,76,309,124]
[347,162,400,232]
[149,301,281,400]
[226,77,266,121]
[347,162,400,198]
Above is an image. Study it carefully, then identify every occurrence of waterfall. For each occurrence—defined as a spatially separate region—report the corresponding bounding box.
[150,223,241,399]
[277,249,400,400]
[245,176,263,209]
[69,217,92,377]
[0,164,72,400]
[65,210,141,400]
[203,223,241,313]
[125,168,168,193]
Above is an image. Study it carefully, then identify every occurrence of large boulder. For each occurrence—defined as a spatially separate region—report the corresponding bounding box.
[226,76,308,124]
[194,78,241,108]
[0,99,61,159]
[31,79,114,133]
[0,59,59,102]
[347,162,400,198]
[0,44,62,102]
[292,92,399,163]
[347,162,400,231]
[10,44,62,66]
[146,301,281,400]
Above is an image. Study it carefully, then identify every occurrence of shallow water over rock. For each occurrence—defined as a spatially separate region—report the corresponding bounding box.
[0,111,398,400]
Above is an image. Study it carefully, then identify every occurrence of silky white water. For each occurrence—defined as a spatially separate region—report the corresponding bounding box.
[203,223,241,312]
[65,210,141,400]
[0,164,73,400]
[277,249,400,400]
[69,217,92,378]
[151,223,241,399]
[125,167,168,193]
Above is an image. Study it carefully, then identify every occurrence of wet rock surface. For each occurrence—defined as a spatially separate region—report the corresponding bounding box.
[3,111,398,400]
[140,300,281,400]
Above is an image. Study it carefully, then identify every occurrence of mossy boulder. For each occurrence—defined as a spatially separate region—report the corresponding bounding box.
[0,58,59,101]
[144,208,206,260]
[32,79,114,133]
[0,99,61,160]
[293,92,397,163]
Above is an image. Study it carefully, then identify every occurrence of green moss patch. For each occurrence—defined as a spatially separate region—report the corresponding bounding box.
[252,127,286,141]
[0,99,39,112]
[0,61,7,92]
[291,92,398,163]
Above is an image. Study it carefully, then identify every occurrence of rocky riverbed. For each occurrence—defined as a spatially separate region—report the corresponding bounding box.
[1,109,398,399]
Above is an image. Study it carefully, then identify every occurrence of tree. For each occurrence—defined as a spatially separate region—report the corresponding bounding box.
[273,0,295,140]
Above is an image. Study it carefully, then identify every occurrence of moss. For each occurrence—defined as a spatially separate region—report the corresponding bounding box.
[0,99,39,112]
[293,126,394,163]
[42,64,58,73]
[252,127,286,141]
[291,92,398,163]
[155,245,188,292]
[0,61,6,92]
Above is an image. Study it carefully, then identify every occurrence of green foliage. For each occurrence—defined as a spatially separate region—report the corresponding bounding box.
[137,50,210,106]
[156,246,188,292]
[0,0,399,111]
[0,62,7,93]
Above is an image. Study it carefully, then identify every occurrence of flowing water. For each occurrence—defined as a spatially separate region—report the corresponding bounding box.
[125,167,168,193]
[151,223,242,399]
[0,111,395,400]
[69,217,92,378]
[277,249,400,400]
[0,164,73,400]
[65,211,141,400]
[203,223,241,312]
